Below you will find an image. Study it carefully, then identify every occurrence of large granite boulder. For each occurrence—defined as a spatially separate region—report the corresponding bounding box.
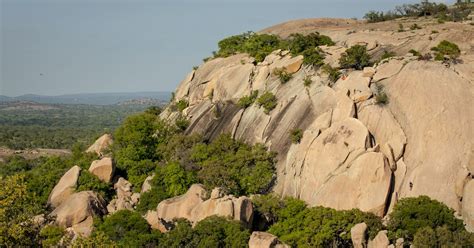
[368,230,390,248]
[48,166,81,208]
[51,191,107,237]
[88,157,115,183]
[154,185,253,231]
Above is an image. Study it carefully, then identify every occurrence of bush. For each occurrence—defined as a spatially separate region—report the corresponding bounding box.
[431,40,461,61]
[216,32,282,62]
[387,196,465,241]
[269,206,383,247]
[136,162,197,214]
[237,90,259,109]
[375,84,389,105]
[273,68,293,84]
[76,170,114,202]
[257,92,278,114]
[39,225,65,247]
[161,217,250,247]
[176,99,189,112]
[410,23,421,30]
[252,195,307,227]
[321,64,341,84]
[289,128,303,144]
[95,210,162,247]
[175,115,190,131]
[191,134,276,195]
[381,50,396,60]
[413,225,474,247]
[339,45,372,70]
[303,76,312,87]
[408,49,421,57]
[287,32,332,67]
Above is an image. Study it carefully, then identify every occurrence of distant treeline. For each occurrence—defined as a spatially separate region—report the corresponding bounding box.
[364,0,473,23]
[0,104,158,149]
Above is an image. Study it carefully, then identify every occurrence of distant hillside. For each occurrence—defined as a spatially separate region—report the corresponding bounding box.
[0,92,171,105]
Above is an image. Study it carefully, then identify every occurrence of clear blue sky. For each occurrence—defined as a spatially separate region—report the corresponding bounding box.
[1,0,452,96]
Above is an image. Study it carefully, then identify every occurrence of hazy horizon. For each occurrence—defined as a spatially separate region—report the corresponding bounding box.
[1,0,453,96]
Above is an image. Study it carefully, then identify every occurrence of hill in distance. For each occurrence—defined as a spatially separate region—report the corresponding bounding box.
[0,91,171,105]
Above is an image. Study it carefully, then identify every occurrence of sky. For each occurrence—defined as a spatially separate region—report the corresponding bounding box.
[0,0,453,96]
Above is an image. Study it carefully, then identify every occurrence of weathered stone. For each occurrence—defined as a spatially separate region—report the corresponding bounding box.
[372,59,404,82]
[462,180,474,232]
[395,238,404,248]
[88,157,114,183]
[363,67,376,78]
[249,231,290,248]
[351,222,368,248]
[141,174,154,193]
[51,191,107,230]
[368,230,390,248]
[314,152,392,216]
[156,185,253,231]
[86,134,113,156]
[48,166,81,208]
[107,177,138,213]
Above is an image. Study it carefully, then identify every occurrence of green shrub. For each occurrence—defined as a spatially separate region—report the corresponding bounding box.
[301,47,326,67]
[286,32,332,67]
[410,23,421,30]
[175,115,190,132]
[289,128,303,144]
[176,99,189,112]
[408,49,421,57]
[375,84,389,105]
[413,225,474,247]
[76,170,113,201]
[161,217,250,247]
[387,196,465,241]
[269,206,383,247]
[191,134,276,195]
[321,64,341,84]
[303,76,312,87]
[216,32,282,62]
[136,162,197,214]
[398,23,404,32]
[273,68,293,84]
[252,195,307,227]
[39,225,65,247]
[237,90,259,109]
[381,50,396,60]
[95,210,162,247]
[257,92,278,114]
[339,45,372,70]
[431,40,461,61]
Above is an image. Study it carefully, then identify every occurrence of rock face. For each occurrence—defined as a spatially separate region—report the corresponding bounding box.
[86,133,113,155]
[51,191,107,236]
[48,166,81,208]
[107,177,140,213]
[154,184,253,231]
[249,232,289,248]
[351,222,368,248]
[88,157,115,183]
[462,180,474,232]
[162,18,474,226]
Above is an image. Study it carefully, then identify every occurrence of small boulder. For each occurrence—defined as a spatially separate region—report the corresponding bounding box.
[88,157,114,183]
[141,174,154,193]
[249,231,289,248]
[107,177,139,214]
[86,134,113,156]
[48,166,81,208]
[368,230,390,248]
[351,222,368,248]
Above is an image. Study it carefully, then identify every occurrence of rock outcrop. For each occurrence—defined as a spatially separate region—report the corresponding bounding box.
[249,232,289,248]
[107,177,140,213]
[48,166,81,208]
[153,184,253,231]
[88,157,115,183]
[161,17,474,227]
[86,133,113,156]
[51,191,107,236]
